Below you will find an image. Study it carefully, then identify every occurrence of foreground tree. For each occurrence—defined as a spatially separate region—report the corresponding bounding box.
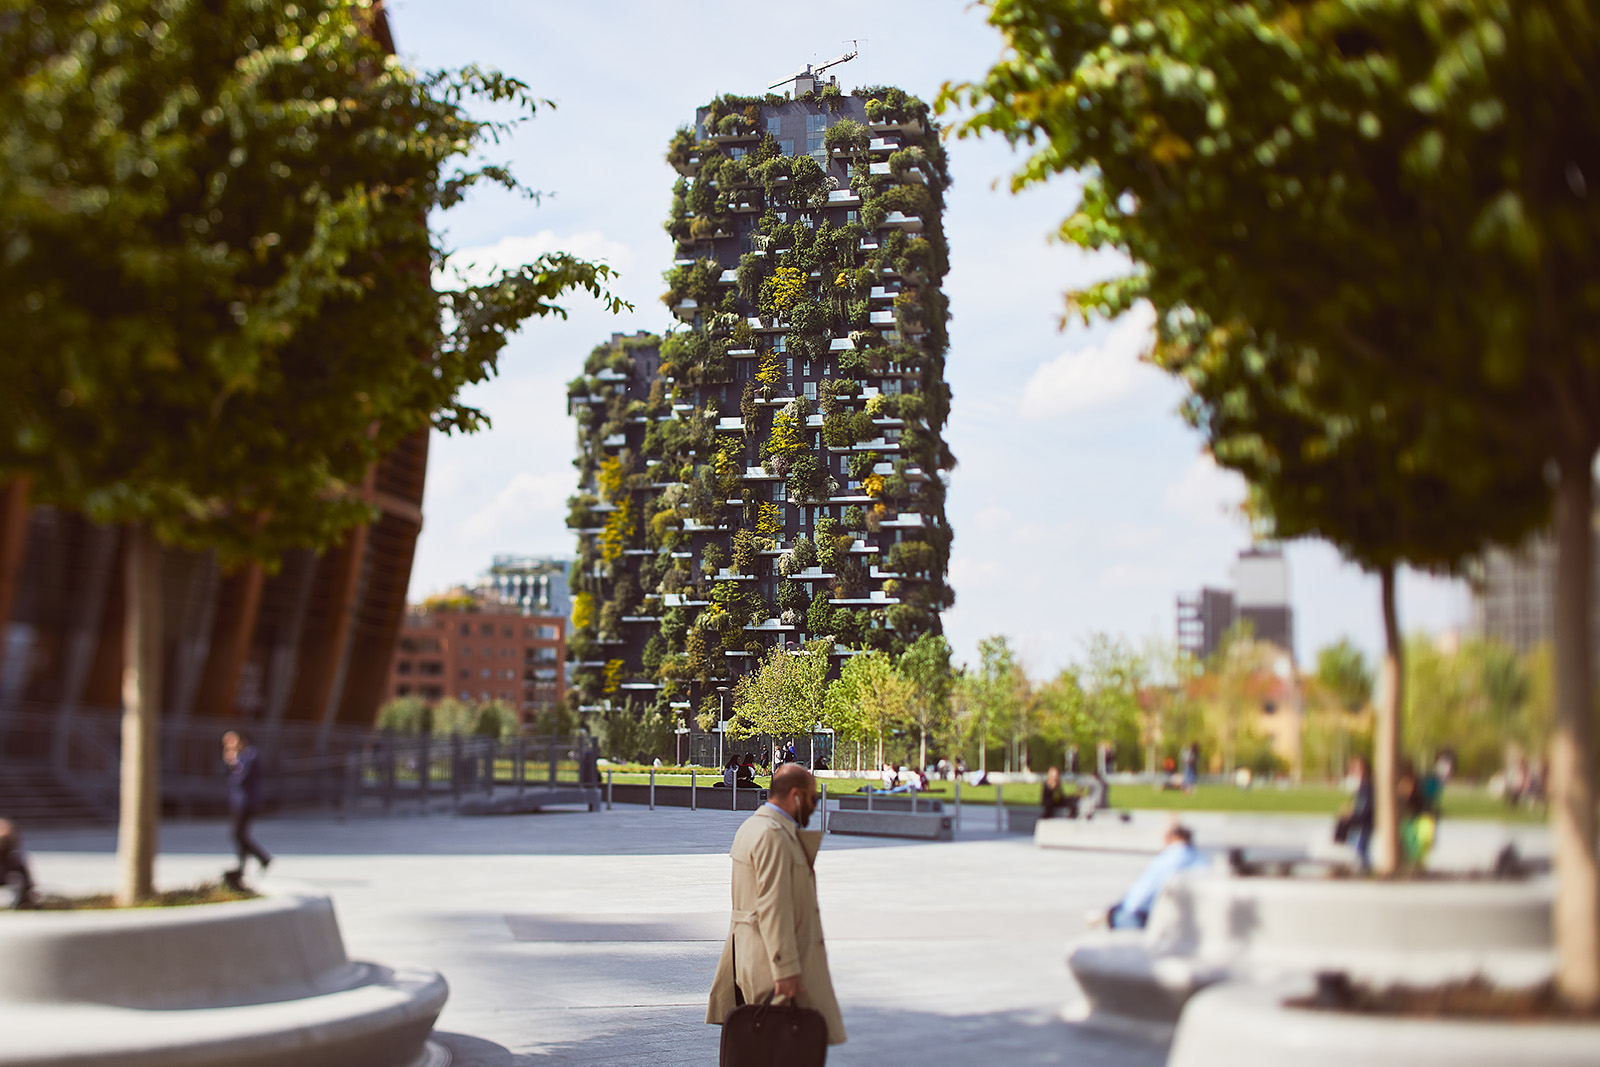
[729,639,833,752]
[947,0,1598,1000]
[898,633,954,769]
[1,0,624,904]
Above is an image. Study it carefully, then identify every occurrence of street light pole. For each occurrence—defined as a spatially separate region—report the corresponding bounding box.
[717,685,730,768]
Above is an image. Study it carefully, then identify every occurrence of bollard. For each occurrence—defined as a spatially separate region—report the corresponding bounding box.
[606,769,613,811]
[866,780,873,812]
[996,780,1005,832]
[820,781,827,833]
[954,778,961,833]
[514,736,525,798]
[650,766,656,810]
[910,783,918,813]
[691,766,697,811]
[732,771,738,811]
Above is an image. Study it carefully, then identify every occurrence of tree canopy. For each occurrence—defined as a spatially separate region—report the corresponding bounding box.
[1,0,625,561]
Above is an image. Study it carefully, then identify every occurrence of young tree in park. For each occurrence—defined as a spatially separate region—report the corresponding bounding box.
[946,0,1600,999]
[0,1,624,904]
[898,633,954,770]
[1031,668,1086,772]
[962,636,1030,774]
[729,639,833,750]
[1317,641,1375,717]
[823,651,913,769]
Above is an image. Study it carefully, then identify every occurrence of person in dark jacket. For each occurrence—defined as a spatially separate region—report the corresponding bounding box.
[1040,767,1078,819]
[0,818,38,908]
[1341,755,1375,870]
[223,730,271,886]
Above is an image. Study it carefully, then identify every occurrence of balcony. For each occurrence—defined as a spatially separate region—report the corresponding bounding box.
[869,161,892,176]
[868,310,896,326]
[714,568,757,581]
[828,337,855,352]
[868,286,901,301]
[672,298,698,323]
[743,466,780,480]
[880,512,927,529]
[744,619,797,633]
[662,593,711,607]
[672,153,703,177]
[880,211,922,232]
[716,416,744,432]
[602,434,626,448]
[868,138,900,154]
[869,118,925,137]
[728,347,757,358]
[717,270,738,285]
[788,566,835,580]
[594,368,627,382]
[826,189,862,206]
[832,591,901,606]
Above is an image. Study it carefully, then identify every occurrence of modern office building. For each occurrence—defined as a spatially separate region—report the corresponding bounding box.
[566,76,955,759]
[1473,524,1600,660]
[477,554,572,618]
[1177,545,1295,661]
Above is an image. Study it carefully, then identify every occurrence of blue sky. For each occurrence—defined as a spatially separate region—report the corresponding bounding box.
[388,0,1470,677]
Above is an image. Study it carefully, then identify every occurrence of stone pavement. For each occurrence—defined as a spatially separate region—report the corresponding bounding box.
[22,806,1173,1066]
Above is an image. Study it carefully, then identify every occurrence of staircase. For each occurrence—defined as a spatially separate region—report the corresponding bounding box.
[0,764,110,826]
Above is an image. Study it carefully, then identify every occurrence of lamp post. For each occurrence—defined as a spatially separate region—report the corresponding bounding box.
[716,685,730,768]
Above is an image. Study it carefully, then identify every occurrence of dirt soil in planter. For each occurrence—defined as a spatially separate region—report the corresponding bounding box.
[26,881,259,911]
[1289,973,1600,1021]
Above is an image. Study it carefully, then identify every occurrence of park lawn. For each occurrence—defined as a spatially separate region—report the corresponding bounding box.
[589,771,1545,824]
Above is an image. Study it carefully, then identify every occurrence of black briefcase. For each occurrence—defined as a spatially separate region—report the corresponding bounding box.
[719,993,827,1067]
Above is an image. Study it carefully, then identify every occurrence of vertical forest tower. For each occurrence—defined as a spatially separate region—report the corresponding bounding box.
[567,77,953,758]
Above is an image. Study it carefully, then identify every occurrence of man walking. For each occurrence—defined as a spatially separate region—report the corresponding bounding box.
[222,730,271,887]
[707,763,846,1048]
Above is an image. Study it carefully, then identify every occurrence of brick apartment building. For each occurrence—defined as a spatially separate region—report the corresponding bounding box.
[388,606,565,720]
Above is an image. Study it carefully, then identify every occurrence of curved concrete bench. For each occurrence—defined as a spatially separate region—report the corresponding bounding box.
[0,892,446,1067]
[1067,873,1554,1030]
[1169,977,1599,1067]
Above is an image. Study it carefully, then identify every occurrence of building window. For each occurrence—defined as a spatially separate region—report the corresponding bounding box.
[730,146,746,160]
[774,482,787,503]
[461,647,471,657]
[396,684,410,695]
[419,661,443,676]
[537,624,558,639]
[803,381,817,400]
[480,623,494,636]
[460,623,471,636]
[846,210,858,224]
[779,140,794,156]
[396,660,413,675]
[481,668,491,679]
[767,117,782,134]
[785,357,794,376]
[807,136,824,156]
[459,669,470,679]
[806,114,827,132]
[503,626,513,638]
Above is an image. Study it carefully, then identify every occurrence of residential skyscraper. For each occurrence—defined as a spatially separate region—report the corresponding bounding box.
[567,78,954,758]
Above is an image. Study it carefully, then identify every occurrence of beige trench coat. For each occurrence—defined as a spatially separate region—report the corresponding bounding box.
[705,805,846,1045]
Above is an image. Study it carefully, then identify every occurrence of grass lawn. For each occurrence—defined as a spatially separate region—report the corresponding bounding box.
[587,771,1546,825]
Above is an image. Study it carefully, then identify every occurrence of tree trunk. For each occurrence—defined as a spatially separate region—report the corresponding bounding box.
[1552,456,1600,1007]
[918,727,926,771]
[115,524,162,906]
[1372,562,1403,876]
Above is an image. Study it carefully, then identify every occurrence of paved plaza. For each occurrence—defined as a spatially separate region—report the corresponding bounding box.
[24,804,1172,1067]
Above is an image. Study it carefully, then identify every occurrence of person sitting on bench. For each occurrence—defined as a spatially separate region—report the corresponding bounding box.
[1104,824,1205,929]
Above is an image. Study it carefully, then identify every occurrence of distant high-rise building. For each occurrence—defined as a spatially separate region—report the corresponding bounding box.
[1233,546,1293,655]
[1177,587,1235,661]
[476,555,571,618]
[1473,524,1600,659]
[1177,546,1294,660]
[566,77,955,761]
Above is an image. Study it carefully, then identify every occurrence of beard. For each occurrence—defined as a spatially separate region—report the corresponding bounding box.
[796,801,815,828]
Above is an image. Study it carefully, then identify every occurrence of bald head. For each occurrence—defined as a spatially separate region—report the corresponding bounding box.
[770,762,813,800]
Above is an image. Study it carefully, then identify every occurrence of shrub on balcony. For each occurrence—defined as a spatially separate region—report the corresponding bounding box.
[842,505,866,531]
[732,528,759,573]
[807,593,834,635]
[824,118,870,155]
[792,534,818,570]
[701,542,729,576]
[777,579,809,614]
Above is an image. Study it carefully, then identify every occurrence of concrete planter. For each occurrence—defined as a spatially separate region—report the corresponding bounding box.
[1169,977,1599,1067]
[1066,873,1553,1030]
[0,891,446,1067]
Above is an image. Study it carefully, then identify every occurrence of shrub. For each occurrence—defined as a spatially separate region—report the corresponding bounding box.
[843,505,866,530]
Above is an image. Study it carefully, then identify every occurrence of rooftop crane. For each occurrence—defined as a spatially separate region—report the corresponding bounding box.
[767,41,860,91]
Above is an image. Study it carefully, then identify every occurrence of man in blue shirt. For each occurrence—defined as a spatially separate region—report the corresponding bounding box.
[1108,824,1206,929]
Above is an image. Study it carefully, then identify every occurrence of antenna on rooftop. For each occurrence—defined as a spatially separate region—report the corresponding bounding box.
[767,40,860,91]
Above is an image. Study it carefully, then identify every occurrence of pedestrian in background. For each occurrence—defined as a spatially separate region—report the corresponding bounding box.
[0,817,38,908]
[707,763,846,1047]
[222,730,271,887]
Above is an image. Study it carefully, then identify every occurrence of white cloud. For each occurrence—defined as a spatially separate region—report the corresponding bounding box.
[1164,453,1248,529]
[1098,563,1180,592]
[460,470,575,544]
[434,230,638,290]
[1017,302,1163,419]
